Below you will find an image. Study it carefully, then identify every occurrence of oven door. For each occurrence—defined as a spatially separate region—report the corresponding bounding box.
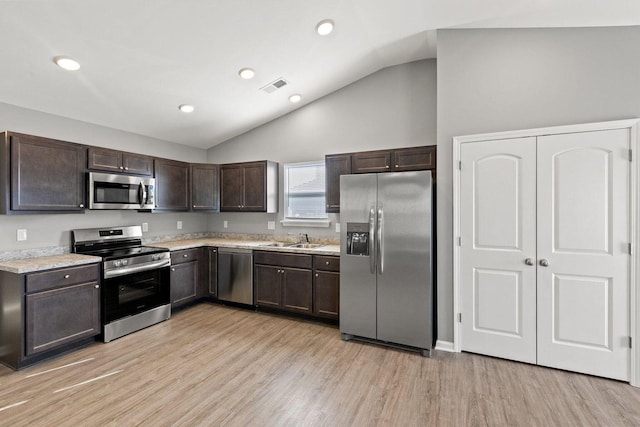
[103,266,170,323]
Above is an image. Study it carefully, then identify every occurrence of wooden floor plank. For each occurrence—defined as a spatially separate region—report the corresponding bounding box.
[0,303,639,426]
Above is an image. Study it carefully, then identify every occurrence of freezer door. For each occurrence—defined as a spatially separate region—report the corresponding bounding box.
[376,171,432,349]
[339,173,378,340]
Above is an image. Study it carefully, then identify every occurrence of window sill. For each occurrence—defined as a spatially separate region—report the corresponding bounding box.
[280,219,331,228]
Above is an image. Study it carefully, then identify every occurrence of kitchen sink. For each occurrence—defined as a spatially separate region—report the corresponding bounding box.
[287,243,324,249]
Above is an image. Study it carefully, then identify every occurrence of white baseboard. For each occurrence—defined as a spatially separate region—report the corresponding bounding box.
[435,340,455,352]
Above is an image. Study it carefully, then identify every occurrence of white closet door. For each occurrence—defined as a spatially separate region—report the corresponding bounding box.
[460,137,538,363]
[536,129,630,381]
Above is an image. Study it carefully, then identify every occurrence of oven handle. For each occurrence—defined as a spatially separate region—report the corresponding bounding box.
[138,182,148,208]
[104,259,171,279]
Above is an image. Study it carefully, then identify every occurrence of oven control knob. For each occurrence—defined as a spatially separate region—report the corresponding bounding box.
[121,259,128,266]
[114,260,122,267]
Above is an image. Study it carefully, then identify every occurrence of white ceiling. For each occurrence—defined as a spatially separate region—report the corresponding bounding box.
[0,0,638,149]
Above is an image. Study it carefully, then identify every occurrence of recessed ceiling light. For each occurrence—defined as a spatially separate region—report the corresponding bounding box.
[178,104,195,113]
[316,19,334,36]
[238,68,255,79]
[53,56,80,71]
[289,94,302,104]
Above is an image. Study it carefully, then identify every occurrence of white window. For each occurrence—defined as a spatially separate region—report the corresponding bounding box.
[284,161,328,221]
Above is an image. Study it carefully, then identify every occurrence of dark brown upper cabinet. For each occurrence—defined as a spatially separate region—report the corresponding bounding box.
[87,147,153,176]
[391,146,436,172]
[325,146,436,213]
[220,161,278,213]
[351,150,392,173]
[0,132,86,213]
[325,154,351,213]
[154,158,190,211]
[190,163,219,212]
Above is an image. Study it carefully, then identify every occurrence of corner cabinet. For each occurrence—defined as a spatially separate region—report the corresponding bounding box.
[220,161,278,212]
[191,163,219,212]
[0,132,86,213]
[87,147,153,176]
[0,263,101,370]
[154,159,190,211]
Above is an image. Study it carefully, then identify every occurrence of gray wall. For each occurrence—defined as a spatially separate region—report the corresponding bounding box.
[436,26,640,342]
[206,59,437,240]
[0,103,209,252]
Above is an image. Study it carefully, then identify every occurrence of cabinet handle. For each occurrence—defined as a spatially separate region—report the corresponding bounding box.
[94,284,100,289]
[124,167,129,170]
[183,254,189,258]
[64,274,70,279]
[79,204,84,208]
[171,268,176,271]
[385,165,389,169]
[193,205,196,208]
[119,166,124,170]
[315,273,319,277]
[213,249,217,253]
[326,204,329,208]
[325,261,330,265]
[395,164,399,168]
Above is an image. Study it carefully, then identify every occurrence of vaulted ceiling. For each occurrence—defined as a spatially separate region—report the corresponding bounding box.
[0,0,638,149]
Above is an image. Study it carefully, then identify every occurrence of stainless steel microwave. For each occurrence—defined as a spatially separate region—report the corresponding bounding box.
[88,172,155,210]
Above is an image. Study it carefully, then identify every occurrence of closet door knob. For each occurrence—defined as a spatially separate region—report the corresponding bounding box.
[524,258,534,266]
[539,259,550,267]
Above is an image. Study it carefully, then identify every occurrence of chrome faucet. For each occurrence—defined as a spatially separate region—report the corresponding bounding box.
[298,233,310,244]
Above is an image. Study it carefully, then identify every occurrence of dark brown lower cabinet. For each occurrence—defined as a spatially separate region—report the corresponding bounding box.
[0,263,101,370]
[313,255,340,320]
[207,247,218,297]
[254,251,313,314]
[26,282,100,356]
[170,249,200,308]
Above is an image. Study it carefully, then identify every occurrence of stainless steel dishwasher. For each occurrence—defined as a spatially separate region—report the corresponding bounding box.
[217,248,253,305]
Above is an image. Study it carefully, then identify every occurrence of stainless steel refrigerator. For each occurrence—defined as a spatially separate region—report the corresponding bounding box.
[339,170,433,356]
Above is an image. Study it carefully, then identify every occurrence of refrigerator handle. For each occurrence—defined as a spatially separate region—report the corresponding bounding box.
[377,207,384,275]
[369,207,376,274]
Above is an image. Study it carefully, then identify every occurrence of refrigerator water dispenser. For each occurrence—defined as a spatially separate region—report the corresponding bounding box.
[346,222,369,256]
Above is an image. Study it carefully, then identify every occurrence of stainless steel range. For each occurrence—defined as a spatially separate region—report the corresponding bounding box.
[72,225,171,342]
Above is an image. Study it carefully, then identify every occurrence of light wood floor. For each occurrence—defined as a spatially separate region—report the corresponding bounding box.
[0,303,639,426]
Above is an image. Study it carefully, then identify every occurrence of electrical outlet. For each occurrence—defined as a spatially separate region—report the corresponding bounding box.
[223,220,228,229]
[267,221,275,230]
[142,222,149,232]
[177,221,183,230]
[335,223,340,233]
[17,229,27,241]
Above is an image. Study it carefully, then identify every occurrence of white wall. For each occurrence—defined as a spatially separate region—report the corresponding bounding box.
[0,103,209,252]
[436,26,640,342]
[206,59,437,239]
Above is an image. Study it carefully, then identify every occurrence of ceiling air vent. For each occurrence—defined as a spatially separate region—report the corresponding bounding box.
[260,78,288,94]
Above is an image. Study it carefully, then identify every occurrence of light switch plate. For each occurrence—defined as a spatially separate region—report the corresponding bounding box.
[177,221,183,230]
[142,222,149,232]
[223,221,228,228]
[17,229,27,241]
[335,223,340,233]
[267,221,276,230]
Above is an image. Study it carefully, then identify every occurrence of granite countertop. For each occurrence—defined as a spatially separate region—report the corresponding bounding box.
[0,238,340,274]
[151,238,340,256]
[0,253,103,274]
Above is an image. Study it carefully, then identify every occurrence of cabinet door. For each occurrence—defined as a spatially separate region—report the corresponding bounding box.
[155,159,190,211]
[254,264,282,308]
[191,163,219,211]
[391,146,436,171]
[25,282,100,356]
[170,260,198,308]
[281,267,312,314]
[208,247,218,297]
[325,154,351,213]
[242,162,266,211]
[11,134,85,211]
[352,150,392,173]
[314,271,339,319]
[122,153,153,176]
[87,147,123,173]
[220,164,243,211]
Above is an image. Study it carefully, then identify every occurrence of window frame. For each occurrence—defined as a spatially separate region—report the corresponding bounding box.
[282,160,330,227]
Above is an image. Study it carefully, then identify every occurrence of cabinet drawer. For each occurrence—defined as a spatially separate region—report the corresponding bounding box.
[26,264,100,293]
[171,248,200,265]
[314,256,340,272]
[254,251,312,269]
